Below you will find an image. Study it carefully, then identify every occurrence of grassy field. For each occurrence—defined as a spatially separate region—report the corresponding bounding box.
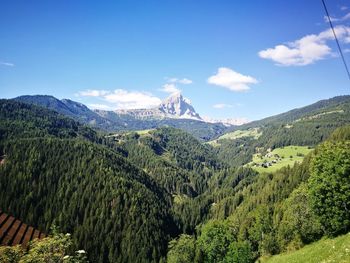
[247,146,313,173]
[218,128,262,140]
[121,129,155,137]
[208,128,262,146]
[259,233,350,263]
[133,129,155,135]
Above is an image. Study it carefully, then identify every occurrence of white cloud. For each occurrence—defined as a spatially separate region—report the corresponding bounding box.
[160,76,191,94]
[104,90,161,109]
[77,89,161,109]
[213,103,233,109]
[160,83,181,94]
[167,77,193,84]
[323,12,350,23]
[0,62,14,67]
[341,6,348,11]
[87,104,113,110]
[178,78,193,84]
[207,67,258,92]
[259,25,350,66]
[77,89,109,97]
[324,15,341,23]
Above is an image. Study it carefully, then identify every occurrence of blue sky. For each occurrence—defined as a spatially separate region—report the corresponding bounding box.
[1,0,350,121]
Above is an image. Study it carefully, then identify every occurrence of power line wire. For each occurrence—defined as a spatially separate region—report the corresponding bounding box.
[322,0,350,81]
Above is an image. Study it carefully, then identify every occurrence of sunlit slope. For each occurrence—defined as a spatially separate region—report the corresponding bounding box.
[260,233,350,263]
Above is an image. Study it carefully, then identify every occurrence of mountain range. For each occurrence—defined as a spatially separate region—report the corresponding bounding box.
[14,94,350,141]
[15,93,228,140]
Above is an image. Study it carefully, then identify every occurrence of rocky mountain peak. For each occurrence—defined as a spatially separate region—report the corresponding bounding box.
[158,93,202,120]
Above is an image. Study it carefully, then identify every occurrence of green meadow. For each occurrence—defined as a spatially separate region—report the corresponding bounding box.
[247,145,313,173]
[259,233,350,263]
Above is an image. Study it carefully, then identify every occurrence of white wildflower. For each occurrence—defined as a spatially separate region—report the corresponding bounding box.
[76,250,86,254]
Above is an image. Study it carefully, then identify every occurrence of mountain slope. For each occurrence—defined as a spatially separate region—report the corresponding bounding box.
[211,95,350,167]
[15,95,116,130]
[0,99,178,262]
[230,95,350,131]
[0,99,98,142]
[261,233,350,263]
[114,127,221,197]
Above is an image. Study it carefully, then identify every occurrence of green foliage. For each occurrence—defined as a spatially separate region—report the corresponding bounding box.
[167,234,196,263]
[0,232,88,263]
[260,232,350,263]
[208,155,314,257]
[0,246,24,263]
[239,205,275,255]
[328,125,350,141]
[224,241,253,263]
[277,183,323,251]
[308,140,350,236]
[196,220,236,263]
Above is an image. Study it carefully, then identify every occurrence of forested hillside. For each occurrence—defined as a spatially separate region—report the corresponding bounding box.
[1,98,350,263]
[14,95,116,130]
[113,128,221,197]
[166,125,350,262]
[211,96,350,167]
[0,100,178,262]
[0,99,98,142]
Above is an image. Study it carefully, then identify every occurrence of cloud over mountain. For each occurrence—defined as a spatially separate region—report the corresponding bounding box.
[77,89,161,109]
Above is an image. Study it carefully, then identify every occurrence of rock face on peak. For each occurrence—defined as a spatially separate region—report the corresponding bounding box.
[113,93,202,121]
[158,93,202,120]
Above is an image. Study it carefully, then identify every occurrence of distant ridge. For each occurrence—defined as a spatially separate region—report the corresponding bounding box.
[15,95,114,129]
[13,95,228,141]
[232,95,350,130]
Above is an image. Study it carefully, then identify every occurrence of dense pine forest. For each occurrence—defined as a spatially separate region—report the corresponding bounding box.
[0,97,350,262]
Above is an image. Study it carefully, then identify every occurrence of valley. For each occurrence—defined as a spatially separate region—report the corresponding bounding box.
[3,0,350,261]
[0,95,350,263]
